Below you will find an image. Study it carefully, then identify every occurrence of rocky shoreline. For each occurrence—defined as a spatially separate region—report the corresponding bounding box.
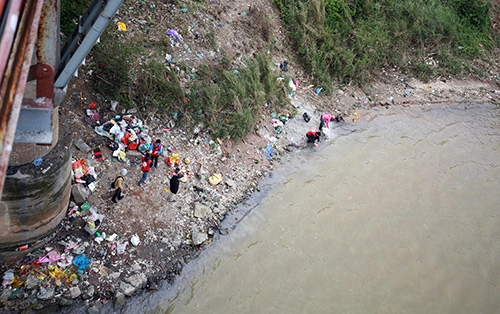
[1,72,499,313]
[1,0,499,310]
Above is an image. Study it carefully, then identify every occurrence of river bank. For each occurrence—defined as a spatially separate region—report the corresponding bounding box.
[0,71,498,313]
[1,0,499,310]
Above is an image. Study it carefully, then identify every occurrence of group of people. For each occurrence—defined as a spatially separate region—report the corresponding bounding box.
[111,138,184,204]
[305,113,343,147]
[138,139,163,186]
[112,112,343,203]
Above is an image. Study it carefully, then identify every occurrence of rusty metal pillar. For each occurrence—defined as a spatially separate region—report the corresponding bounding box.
[12,0,59,148]
[0,0,71,259]
[0,0,44,199]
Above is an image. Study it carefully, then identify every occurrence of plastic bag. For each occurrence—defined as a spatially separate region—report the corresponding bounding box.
[72,254,90,270]
[131,234,140,246]
[117,242,128,254]
[2,269,14,287]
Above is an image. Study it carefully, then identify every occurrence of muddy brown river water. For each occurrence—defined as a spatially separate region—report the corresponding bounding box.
[120,103,500,314]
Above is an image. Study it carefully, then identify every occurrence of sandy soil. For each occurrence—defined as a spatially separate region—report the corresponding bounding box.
[0,0,499,312]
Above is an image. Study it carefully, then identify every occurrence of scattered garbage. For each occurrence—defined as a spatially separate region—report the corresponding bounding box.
[117,21,127,31]
[280,60,288,71]
[303,112,311,123]
[208,173,223,186]
[130,234,140,246]
[117,241,128,255]
[38,250,61,263]
[265,143,275,160]
[166,153,181,167]
[166,29,183,41]
[75,138,92,153]
[32,157,43,167]
[110,101,118,111]
[80,202,91,211]
[72,254,90,272]
[315,87,323,94]
[2,270,14,288]
[84,207,104,235]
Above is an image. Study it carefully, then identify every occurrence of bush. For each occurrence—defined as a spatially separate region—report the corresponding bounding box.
[187,54,291,139]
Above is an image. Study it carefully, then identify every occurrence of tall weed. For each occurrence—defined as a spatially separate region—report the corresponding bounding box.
[273,0,498,85]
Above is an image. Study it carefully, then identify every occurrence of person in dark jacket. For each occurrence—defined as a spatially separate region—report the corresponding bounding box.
[112,168,127,203]
[169,167,184,201]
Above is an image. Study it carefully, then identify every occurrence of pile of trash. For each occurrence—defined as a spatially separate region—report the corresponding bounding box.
[72,158,97,192]
[94,114,152,162]
[0,199,143,306]
[0,239,91,303]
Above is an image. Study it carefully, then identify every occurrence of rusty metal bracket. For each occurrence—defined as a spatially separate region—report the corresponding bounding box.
[14,63,54,144]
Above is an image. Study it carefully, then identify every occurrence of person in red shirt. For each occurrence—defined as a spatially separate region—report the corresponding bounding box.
[138,152,152,186]
[306,130,321,146]
[150,139,163,168]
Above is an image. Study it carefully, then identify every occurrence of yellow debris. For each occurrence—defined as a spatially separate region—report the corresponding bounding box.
[117,22,127,31]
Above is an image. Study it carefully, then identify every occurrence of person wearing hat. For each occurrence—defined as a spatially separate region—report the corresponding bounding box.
[112,168,127,203]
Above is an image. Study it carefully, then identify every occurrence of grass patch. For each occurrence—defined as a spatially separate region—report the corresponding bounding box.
[60,0,93,38]
[91,24,291,139]
[273,0,499,86]
[186,53,291,139]
[91,27,140,108]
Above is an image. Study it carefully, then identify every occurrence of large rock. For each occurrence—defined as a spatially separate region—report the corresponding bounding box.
[0,289,11,300]
[82,285,95,300]
[59,297,73,306]
[74,138,92,153]
[37,286,55,300]
[69,286,81,299]
[25,274,41,290]
[114,292,126,311]
[192,229,208,245]
[119,281,136,296]
[126,273,147,288]
[130,263,142,272]
[225,179,236,188]
[194,203,211,218]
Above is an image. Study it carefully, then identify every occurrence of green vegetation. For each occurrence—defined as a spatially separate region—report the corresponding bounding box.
[273,0,499,88]
[91,28,290,139]
[91,28,139,108]
[88,0,498,139]
[60,0,93,38]
[132,52,291,139]
[186,53,290,139]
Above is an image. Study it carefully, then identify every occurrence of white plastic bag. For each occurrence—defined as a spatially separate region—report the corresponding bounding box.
[130,234,140,246]
[117,241,128,254]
